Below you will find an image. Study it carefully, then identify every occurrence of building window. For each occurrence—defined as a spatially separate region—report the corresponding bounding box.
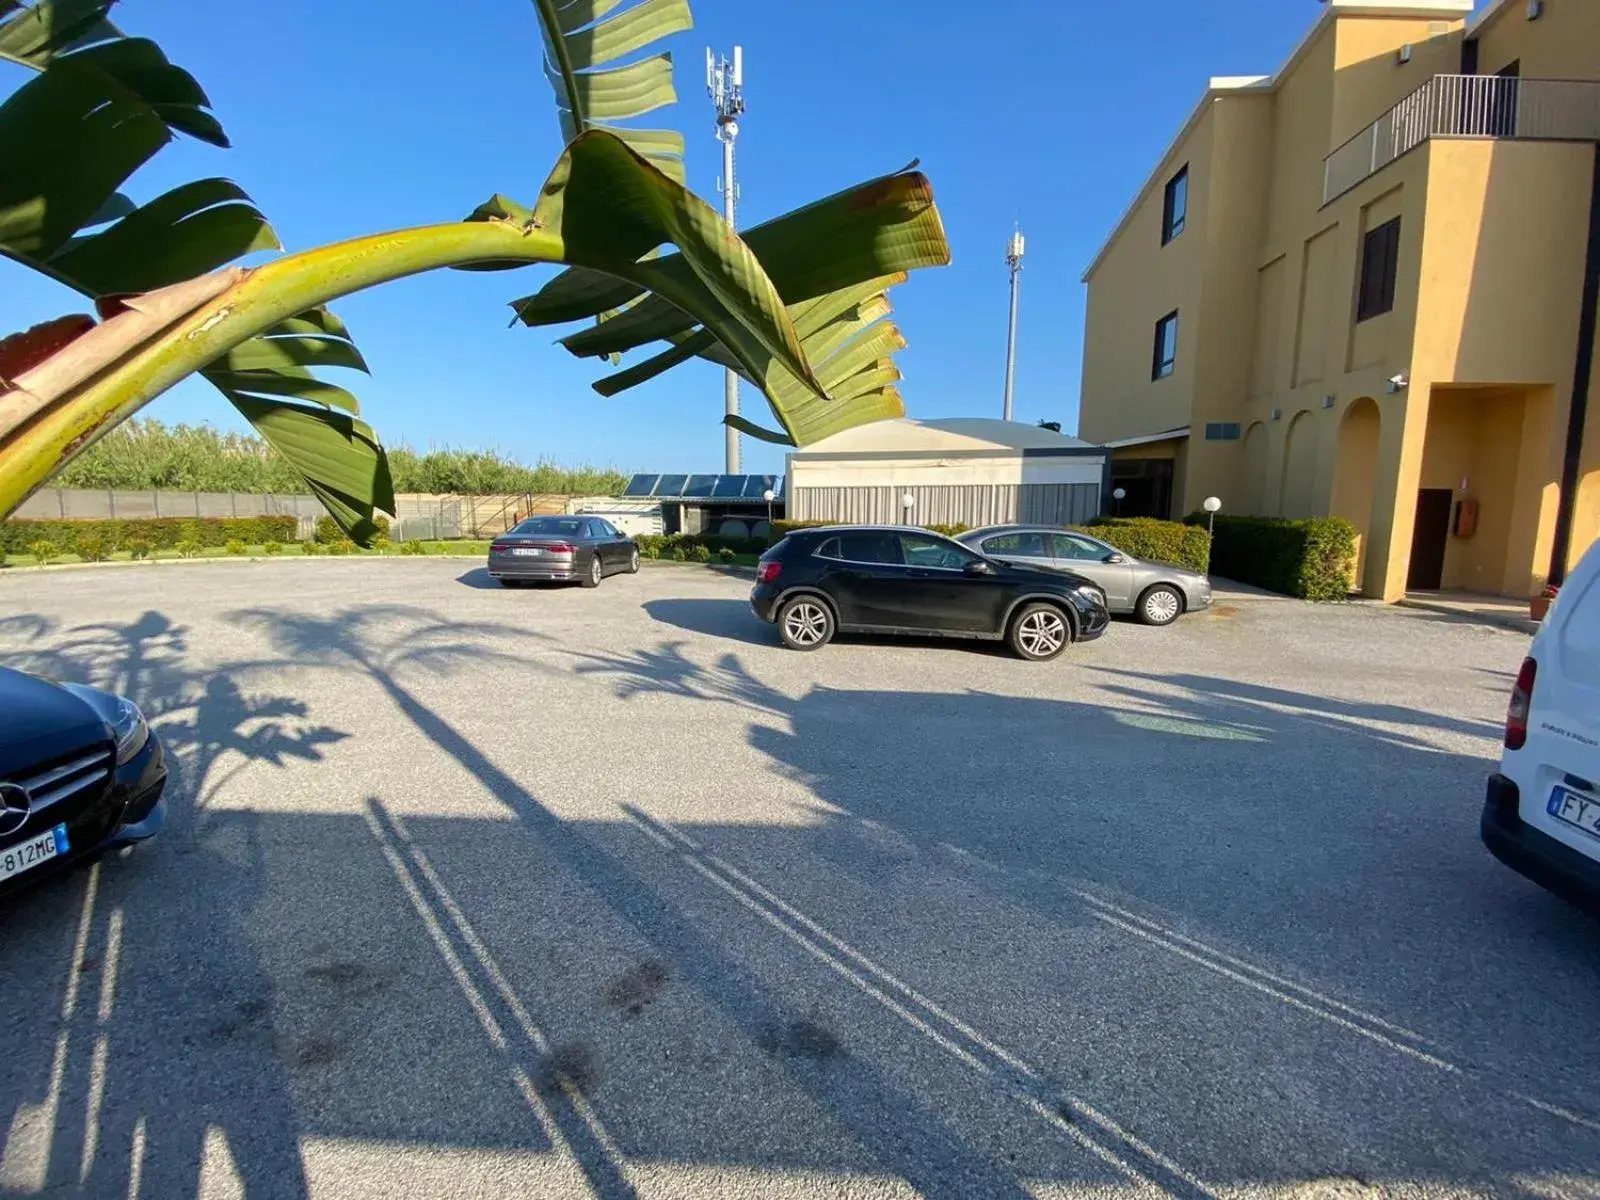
[1162,166,1188,245]
[1204,422,1242,441]
[1357,216,1401,322]
[1152,310,1179,380]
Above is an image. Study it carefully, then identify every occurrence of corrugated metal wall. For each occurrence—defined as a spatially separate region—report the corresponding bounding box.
[791,483,1100,527]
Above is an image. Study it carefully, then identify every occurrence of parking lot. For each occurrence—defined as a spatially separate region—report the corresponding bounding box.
[0,558,1595,1199]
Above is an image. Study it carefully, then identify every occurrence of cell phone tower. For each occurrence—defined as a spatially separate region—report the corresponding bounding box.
[707,46,746,472]
[1003,226,1025,422]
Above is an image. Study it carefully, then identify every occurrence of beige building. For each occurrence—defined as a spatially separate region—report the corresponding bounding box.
[1078,0,1600,600]
[786,418,1107,528]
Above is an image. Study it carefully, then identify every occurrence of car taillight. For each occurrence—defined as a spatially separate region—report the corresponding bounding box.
[546,542,576,554]
[1505,656,1537,750]
[490,541,508,553]
[757,560,782,583]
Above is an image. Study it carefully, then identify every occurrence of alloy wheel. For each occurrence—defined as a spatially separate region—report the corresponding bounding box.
[783,602,829,647]
[1017,609,1067,657]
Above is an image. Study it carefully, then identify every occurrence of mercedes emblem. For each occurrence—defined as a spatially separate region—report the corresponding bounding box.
[0,782,31,838]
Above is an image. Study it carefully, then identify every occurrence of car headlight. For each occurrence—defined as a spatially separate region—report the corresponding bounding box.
[1075,583,1107,606]
[61,683,149,764]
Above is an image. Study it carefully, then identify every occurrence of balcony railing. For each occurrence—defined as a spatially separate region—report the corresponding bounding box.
[1323,74,1600,205]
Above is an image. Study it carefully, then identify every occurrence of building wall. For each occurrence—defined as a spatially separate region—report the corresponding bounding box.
[1078,1,1600,598]
[1078,112,1214,445]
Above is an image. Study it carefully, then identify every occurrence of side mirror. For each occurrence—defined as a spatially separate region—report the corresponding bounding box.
[1103,552,1126,564]
[963,560,994,577]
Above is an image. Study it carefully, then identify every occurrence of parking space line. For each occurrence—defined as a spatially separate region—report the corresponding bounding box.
[622,805,1214,1200]
[363,800,636,1200]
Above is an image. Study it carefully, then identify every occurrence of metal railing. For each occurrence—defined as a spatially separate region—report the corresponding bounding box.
[1323,74,1600,204]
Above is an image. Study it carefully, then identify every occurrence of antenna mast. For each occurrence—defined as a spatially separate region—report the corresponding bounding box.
[1003,227,1025,422]
[707,46,746,471]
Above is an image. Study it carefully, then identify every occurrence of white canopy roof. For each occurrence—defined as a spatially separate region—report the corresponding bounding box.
[797,418,1098,457]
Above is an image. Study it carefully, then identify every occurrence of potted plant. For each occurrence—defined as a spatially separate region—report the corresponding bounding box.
[1531,583,1560,621]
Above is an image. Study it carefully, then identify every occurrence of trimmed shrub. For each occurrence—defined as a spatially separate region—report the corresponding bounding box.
[75,529,112,562]
[174,537,202,559]
[667,544,687,562]
[1078,517,1210,573]
[0,515,296,554]
[1187,513,1357,601]
[327,538,354,556]
[316,513,388,544]
[263,541,284,555]
[373,535,391,552]
[634,533,665,559]
[224,539,247,556]
[126,538,151,560]
[765,519,971,547]
[303,541,327,555]
[714,546,736,564]
[27,539,56,564]
[399,539,426,556]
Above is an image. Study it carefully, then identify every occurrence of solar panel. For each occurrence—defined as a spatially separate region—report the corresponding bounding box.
[740,474,779,498]
[653,474,688,497]
[681,474,718,498]
[711,475,747,498]
[623,474,659,497]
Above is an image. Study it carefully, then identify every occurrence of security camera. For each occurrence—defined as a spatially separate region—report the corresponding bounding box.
[1386,373,1409,393]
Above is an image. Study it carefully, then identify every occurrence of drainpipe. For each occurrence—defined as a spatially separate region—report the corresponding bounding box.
[1548,144,1600,585]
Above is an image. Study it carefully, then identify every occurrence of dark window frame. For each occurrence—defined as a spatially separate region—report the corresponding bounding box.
[1356,216,1402,323]
[1152,310,1180,380]
[1162,166,1189,245]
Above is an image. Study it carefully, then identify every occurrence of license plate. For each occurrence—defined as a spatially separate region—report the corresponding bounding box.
[1548,786,1600,840]
[0,824,69,883]
[512,548,544,557]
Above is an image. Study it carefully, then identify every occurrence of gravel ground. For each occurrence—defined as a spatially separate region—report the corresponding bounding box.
[0,558,1594,1200]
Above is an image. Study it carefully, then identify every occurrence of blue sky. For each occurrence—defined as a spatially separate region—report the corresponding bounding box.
[1,0,1441,476]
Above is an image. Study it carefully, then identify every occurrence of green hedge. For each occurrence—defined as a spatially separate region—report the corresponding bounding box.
[1076,517,1210,573]
[1186,513,1356,600]
[634,532,768,560]
[0,515,299,555]
[315,513,389,544]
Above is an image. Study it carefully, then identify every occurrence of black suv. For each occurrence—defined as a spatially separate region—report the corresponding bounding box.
[750,526,1110,660]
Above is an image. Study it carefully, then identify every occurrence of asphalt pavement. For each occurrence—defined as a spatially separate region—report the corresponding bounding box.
[0,558,1594,1199]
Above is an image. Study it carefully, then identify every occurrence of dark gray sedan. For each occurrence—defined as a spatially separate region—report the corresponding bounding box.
[958,524,1211,625]
[487,516,639,588]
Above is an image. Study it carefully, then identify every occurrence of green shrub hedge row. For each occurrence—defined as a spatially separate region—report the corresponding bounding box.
[0,515,299,554]
[634,532,767,559]
[1079,517,1210,573]
[315,514,389,544]
[1186,513,1356,600]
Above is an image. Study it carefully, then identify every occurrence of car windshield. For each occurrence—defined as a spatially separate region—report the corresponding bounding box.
[513,517,585,536]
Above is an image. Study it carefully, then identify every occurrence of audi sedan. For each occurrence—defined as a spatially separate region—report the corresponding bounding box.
[958,525,1212,626]
[1,667,167,900]
[487,515,639,588]
[750,525,1109,660]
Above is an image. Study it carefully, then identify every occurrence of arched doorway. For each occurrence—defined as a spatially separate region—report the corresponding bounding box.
[1241,422,1268,514]
[1279,411,1319,518]
[1331,398,1381,590]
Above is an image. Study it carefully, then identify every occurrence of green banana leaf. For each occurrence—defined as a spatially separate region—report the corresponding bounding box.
[0,3,387,539]
[531,0,690,182]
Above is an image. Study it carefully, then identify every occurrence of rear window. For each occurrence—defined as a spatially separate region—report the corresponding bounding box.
[1555,561,1600,689]
[513,517,585,535]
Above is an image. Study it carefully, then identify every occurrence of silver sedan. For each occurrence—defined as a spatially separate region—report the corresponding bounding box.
[957,524,1211,626]
[487,515,639,588]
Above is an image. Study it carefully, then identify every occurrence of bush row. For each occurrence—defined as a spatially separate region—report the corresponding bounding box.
[0,515,299,554]
[1186,513,1356,600]
[315,514,389,543]
[634,532,766,561]
[1079,517,1210,573]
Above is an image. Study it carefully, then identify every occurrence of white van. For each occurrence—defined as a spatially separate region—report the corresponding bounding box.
[1482,541,1600,909]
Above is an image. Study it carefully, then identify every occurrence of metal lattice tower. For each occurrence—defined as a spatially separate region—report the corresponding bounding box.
[707,47,746,472]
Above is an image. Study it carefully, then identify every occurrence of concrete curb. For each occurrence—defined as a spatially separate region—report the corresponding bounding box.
[1396,597,1539,636]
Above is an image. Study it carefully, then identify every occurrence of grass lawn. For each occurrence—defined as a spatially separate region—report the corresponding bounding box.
[1,540,495,568]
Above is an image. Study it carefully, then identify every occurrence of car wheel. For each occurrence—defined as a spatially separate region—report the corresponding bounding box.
[1137,584,1184,627]
[581,553,603,588]
[628,547,640,574]
[777,595,834,651]
[1008,603,1072,661]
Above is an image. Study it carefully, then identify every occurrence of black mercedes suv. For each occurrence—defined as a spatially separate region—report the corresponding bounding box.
[750,526,1110,660]
[0,667,167,899]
